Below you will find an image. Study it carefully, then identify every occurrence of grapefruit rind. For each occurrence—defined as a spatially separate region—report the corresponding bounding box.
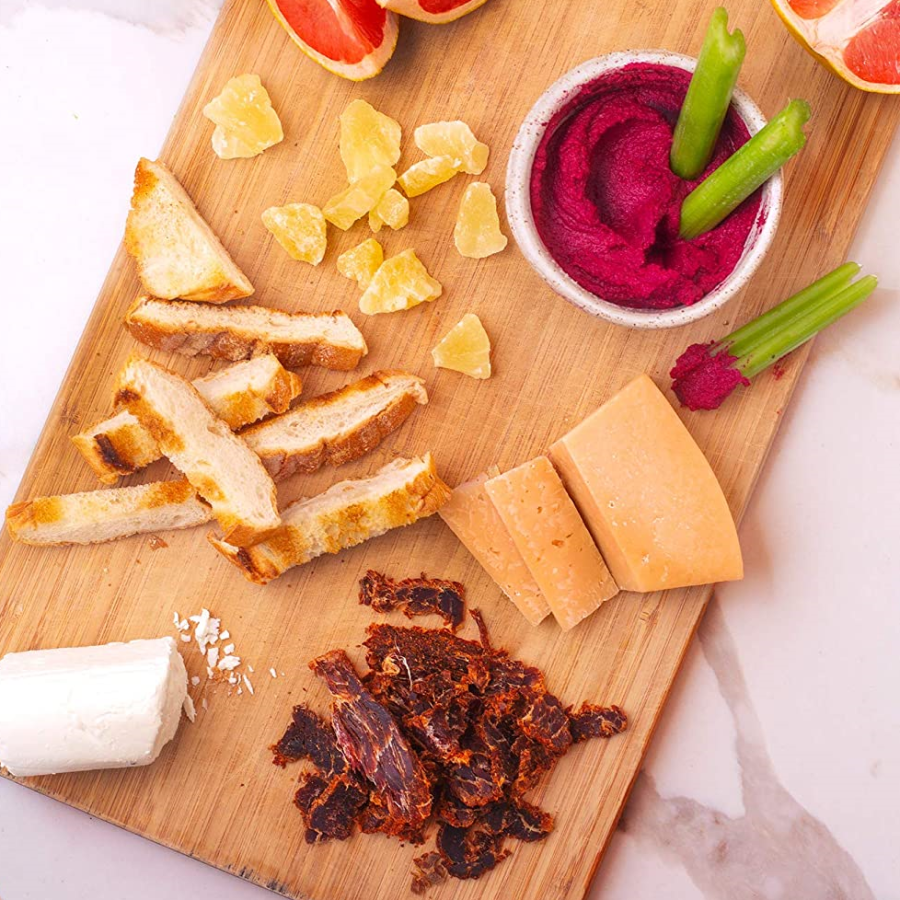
[266,0,400,81]
[770,0,900,94]
[377,0,489,25]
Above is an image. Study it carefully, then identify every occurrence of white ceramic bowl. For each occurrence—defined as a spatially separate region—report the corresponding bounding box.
[505,50,783,329]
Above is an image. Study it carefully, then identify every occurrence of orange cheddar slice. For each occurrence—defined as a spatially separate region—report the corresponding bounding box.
[439,474,551,626]
[549,374,743,593]
[485,457,618,631]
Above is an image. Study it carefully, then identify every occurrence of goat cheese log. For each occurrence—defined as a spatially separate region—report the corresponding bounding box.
[0,637,188,777]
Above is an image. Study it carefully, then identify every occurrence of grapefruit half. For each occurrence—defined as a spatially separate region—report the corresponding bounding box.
[771,0,899,93]
[267,0,400,81]
[377,0,490,25]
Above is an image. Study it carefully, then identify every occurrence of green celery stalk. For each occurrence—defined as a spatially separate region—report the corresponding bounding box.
[719,262,860,359]
[671,7,746,181]
[738,274,878,378]
[680,98,811,240]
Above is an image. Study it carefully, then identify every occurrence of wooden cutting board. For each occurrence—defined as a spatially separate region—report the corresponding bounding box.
[1,0,896,897]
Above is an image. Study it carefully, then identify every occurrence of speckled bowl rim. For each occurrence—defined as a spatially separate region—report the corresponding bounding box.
[505,50,783,330]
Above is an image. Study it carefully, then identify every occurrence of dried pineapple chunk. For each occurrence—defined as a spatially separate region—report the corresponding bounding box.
[359,249,442,315]
[323,165,396,231]
[432,313,492,379]
[454,182,508,259]
[337,238,384,289]
[340,100,402,183]
[398,156,461,198]
[368,189,410,233]
[262,203,327,265]
[203,74,283,160]
[415,121,489,175]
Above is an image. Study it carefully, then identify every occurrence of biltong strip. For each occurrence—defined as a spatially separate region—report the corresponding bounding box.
[568,703,629,743]
[311,649,433,832]
[294,772,367,844]
[360,570,466,631]
[436,823,511,881]
[271,704,347,775]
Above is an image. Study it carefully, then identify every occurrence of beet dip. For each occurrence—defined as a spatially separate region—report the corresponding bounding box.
[529,62,763,310]
[670,342,750,410]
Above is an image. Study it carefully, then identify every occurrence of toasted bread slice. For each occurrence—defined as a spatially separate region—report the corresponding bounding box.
[242,370,427,480]
[116,357,280,545]
[124,158,253,303]
[211,454,450,584]
[6,480,211,545]
[73,356,303,484]
[126,296,367,371]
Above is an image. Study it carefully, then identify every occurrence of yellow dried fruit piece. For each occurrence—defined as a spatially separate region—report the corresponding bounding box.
[454,182,508,259]
[432,313,491,379]
[323,165,396,231]
[368,188,410,233]
[398,156,461,198]
[262,203,327,265]
[359,249,442,315]
[203,74,283,160]
[340,99,402,183]
[337,238,384,289]
[415,121,489,175]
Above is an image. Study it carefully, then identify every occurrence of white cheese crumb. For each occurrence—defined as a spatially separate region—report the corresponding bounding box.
[207,647,219,668]
[183,695,196,723]
[270,668,277,678]
[228,673,237,685]
[247,665,254,674]
[201,698,208,711]
[206,666,214,679]
[218,655,241,671]
[189,608,220,653]
[220,630,230,641]
[180,634,191,643]
[237,686,243,695]
[172,611,180,626]
[223,643,235,655]
[244,674,254,695]
[190,675,200,686]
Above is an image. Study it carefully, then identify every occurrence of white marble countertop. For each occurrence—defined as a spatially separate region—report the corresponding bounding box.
[0,2,898,898]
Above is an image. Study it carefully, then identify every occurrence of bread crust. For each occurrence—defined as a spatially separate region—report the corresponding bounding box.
[124,158,253,303]
[210,454,450,584]
[242,370,427,480]
[72,357,302,484]
[6,480,211,546]
[116,357,280,546]
[125,297,367,371]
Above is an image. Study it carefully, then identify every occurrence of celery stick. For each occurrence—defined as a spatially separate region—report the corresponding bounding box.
[680,99,811,240]
[671,8,746,181]
[738,275,877,378]
[720,262,860,359]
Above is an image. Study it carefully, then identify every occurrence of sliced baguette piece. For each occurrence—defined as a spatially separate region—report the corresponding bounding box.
[73,356,303,484]
[124,157,253,303]
[210,454,450,585]
[116,357,280,545]
[6,480,212,546]
[241,370,427,481]
[125,296,367,371]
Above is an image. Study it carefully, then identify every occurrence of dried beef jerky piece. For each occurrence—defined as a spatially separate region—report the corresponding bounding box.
[411,851,447,894]
[482,800,554,843]
[518,692,573,754]
[359,570,466,631]
[311,649,433,830]
[510,734,557,798]
[436,822,510,881]
[568,703,629,742]
[470,607,492,650]
[295,772,367,844]
[364,623,489,690]
[271,704,348,775]
[446,730,503,807]
[435,790,482,828]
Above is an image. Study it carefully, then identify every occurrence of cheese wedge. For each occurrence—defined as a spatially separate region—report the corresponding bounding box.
[548,374,743,592]
[439,474,551,626]
[0,637,188,777]
[485,457,618,631]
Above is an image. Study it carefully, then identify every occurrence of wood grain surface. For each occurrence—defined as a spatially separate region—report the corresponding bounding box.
[1,0,896,897]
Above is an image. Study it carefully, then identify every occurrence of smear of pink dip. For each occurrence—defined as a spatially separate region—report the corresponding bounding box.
[670,342,750,410]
